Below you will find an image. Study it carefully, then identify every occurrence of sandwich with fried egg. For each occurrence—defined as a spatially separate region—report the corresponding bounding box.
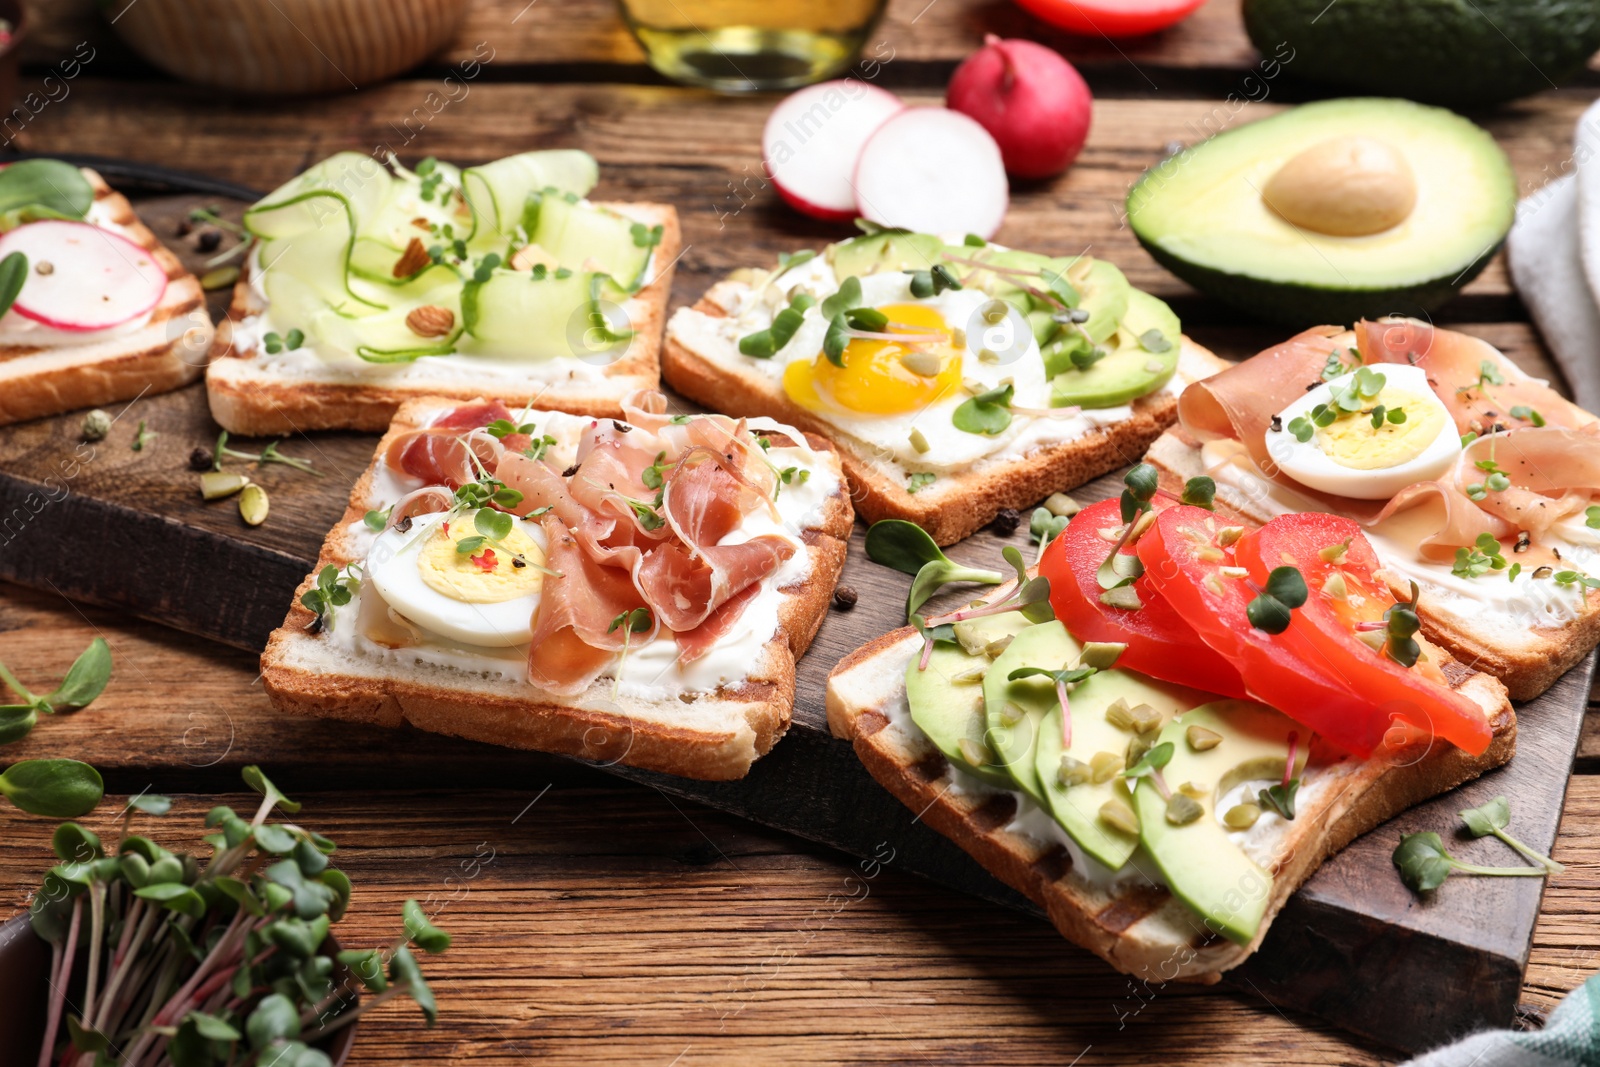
[259,390,852,780]
[662,229,1229,545]
[208,150,680,436]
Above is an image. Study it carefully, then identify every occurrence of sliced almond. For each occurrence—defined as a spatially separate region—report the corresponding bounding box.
[510,243,560,272]
[393,237,431,278]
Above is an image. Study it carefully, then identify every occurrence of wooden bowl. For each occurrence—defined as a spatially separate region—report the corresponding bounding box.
[101,0,469,96]
[0,913,359,1066]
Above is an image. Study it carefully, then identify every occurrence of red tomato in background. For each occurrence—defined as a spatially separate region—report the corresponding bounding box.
[1040,498,1248,698]
[1137,505,1403,758]
[1012,0,1210,37]
[1234,512,1493,757]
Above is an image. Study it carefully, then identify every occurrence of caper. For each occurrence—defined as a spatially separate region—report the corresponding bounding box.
[1099,796,1139,835]
[1089,751,1123,784]
[1056,756,1091,789]
[1186,725,1222,752]
[1165,794,1204,826]
[1224,802,1262,830]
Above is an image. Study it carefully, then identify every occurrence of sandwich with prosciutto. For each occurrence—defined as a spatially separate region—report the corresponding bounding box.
[260,390,852,780]
[1146,317,1600,699]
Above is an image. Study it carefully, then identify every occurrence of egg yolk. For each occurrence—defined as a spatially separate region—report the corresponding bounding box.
[1316,387,1446,471]
[783,303,961,416]
[419,513,545,604]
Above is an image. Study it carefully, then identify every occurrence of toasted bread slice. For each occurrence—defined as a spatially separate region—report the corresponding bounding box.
[0,168,213,426]
[1145,427,1600,702]
[826,611,1515,982]
[663,281,1230,546]
[260,395,853,781]
[206,204,680,436]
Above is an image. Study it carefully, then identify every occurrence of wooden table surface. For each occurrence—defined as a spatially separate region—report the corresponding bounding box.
[4,1,1600,1063]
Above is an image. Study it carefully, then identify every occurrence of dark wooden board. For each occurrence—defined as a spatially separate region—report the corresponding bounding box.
[0,187,1587,1052]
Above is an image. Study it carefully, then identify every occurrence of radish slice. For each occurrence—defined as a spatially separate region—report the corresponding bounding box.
[853,108,1010,239]
[764,80,905,221]
[0,220,167,331]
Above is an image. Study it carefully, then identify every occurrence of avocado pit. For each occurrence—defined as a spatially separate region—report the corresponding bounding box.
[1263,135,1417,237]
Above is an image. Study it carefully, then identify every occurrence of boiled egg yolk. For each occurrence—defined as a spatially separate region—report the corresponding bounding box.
[783,303,960,416]
[419,515,546,604]
[1315,387,1447,471]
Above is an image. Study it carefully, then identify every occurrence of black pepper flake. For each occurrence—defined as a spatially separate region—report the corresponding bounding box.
[1515,531,1531,553]
[1304,381,1321,392]
[1554,546,1563,561]
[1491,422,1508,435]
[1269,414,1283,433]
[832,585,858,610]
[512,556,527,569]
[175,218,193,238]
[990,508,1021,537]
[1484,411,1497,419]
[562,464,580,477]
[395,516,413,534]
[305,613,324,634]
[612,420,631,433]
[188,446,213,471]
[196,228,222,253]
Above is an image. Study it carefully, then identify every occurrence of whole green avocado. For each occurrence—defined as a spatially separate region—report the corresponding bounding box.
[1244,0,1600,106]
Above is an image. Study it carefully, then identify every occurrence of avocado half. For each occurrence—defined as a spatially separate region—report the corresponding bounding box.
[1126,98,1515,328]
[1244,0,1600,107]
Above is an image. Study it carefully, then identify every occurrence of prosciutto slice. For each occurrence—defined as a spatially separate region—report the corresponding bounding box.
[386,430,477,489]
[526,516,656,696]
[1356,318,1597,433]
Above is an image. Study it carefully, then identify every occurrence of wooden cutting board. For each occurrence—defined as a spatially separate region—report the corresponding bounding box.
[0,189,1586,1054]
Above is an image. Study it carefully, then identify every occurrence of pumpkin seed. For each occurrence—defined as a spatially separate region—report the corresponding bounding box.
[200,471,249,501]
[1185,725,1222,752]
[238,483,269,526]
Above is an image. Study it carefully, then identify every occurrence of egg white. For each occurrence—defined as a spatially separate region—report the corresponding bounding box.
[365,511,548,647]
[760,273,1051,469]
[1265,363,1461,500]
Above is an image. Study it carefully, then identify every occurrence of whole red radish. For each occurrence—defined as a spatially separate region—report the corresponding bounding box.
[1013,0,1208,37]
[947,35,1092,180]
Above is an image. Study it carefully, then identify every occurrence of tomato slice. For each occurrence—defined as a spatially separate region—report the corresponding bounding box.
[1011,0,1209,38]
[1041,497,1249,698]
[1137,505,1413,757]
[1234,512,1492,757]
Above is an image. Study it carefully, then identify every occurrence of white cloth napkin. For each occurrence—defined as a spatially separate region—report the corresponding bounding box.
[1508,100,1600,413]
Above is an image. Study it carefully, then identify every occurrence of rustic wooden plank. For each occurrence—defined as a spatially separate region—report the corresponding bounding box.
[5,83,1587,319]
[3,778,1594,1065]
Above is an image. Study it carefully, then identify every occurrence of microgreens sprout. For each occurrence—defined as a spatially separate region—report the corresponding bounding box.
[299,564,360,632]
[1008,643,1123,750]
[904,263,962,299]
[1030,507,1069,547]
[1123,741,1175,799]
[262,329,305,354]
[1381,581,1423,668]
[1394,795,1558,893]
[212,430,320,476]
[1586,505,1600,530]
[630,222,665,249]
[0,757,102,816]
[1508,404,1545,426]
[1180,475,1216,510]
[1455,358,1506,396]
[1093,464,1160,593]
[186,205,246,236]
[1451,533,1507,579]
[1245,566,1308,634]
[0,638,111,746]
[776,249,815,272]
[132,419,154,452]
[363,507,392,531]
[906,472,936,494]
[865,520,1003,623]
[952,383,1014,435]
[25,765,450,1066]
[606,607,653,696]
[738,289,815,358]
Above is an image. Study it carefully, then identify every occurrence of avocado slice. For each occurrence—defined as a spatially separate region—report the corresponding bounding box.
[906,614,1033,789]
[1050,289,1182,409]
[1126,98,1515,327]
[828,231,944,279]
[1134,700,1307,945]
[983,620,1082,804]
[1032,667,1212,870]
[1244,0,1600,107]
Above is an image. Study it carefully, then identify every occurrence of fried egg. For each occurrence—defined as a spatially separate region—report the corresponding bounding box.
[766,273,1051,469]
[366,510,548,647]
[1265,363,1460,500]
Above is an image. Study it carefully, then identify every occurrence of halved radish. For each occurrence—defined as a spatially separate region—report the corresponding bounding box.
[763,80,905,221]
[0,220,167,331]
[853,108,1010,239]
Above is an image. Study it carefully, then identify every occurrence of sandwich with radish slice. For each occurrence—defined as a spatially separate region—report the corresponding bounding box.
[0,159,213,426]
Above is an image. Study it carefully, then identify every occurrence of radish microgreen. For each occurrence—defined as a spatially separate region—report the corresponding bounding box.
[211,430,320,476]
[364,506,392,531]
[262,329,304,354]
[300,564,361,632]
[630,222,664,248]
[738,290,814,358]
[1451,533,1507,578]
[1245,566,1308,634]
[1382,581,1423,668]
[906,472,936,494]
[0,757,102,816]
[1030,507,1069,547]
[1180,475,1216,510]
[952,383,1014,435]
[0,637,112,745]
[0,250,26,318]
[1510,404,1545,427]
[607,608,654,695]
[131,419,154,452]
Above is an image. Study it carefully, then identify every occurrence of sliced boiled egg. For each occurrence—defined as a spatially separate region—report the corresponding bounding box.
[366,510,547,647]
[775,279,1049,468]
[1265,363,1460,500]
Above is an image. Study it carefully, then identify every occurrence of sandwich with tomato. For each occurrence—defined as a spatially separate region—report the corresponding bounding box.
[826,465,1514,981]
[1147,317,1600,700]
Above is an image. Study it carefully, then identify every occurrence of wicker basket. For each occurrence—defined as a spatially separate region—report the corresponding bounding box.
[104,0,471,96]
